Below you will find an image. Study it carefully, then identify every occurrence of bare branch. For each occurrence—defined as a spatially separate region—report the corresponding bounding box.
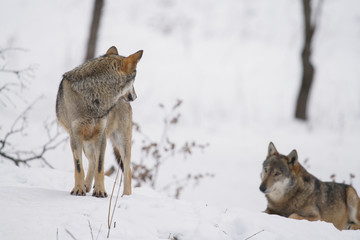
[0,82,20,107]
[0,47,28,56]
[128,100,211,197]
[0,46,37,106]
[0,82,17,93]
[0,65,35,78]
[160,173,214,199]
[0,64,37,94]
[0,98,68,167]
[172,99,182,110]
[312,0,324,30]
[0,46,65,167]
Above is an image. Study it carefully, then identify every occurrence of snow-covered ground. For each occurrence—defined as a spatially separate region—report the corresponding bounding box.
[1,0,360,239]
[1,165,359,240]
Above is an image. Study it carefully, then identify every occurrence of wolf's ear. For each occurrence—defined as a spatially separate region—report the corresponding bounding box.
[105,46,119,55]
[122,50,143,73]
[267,142,278,157]
[287,150,298,165]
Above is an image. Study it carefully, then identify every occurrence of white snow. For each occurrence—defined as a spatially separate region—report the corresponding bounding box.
[1,165,359,240]
[1,0,360,239]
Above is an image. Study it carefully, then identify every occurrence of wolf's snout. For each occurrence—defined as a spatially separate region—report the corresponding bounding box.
[259,184,267,193]
[128,92,137,102]
[122,85,137,102]
[123,91,137,102]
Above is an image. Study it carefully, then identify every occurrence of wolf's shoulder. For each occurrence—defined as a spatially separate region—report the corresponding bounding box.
[63,56,119,82]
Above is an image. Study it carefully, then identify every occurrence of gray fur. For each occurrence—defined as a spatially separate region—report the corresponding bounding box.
[56,46,143,197]
[260,142,360,230]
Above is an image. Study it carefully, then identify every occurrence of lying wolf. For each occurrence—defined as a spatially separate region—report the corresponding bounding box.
[56,46,143,197]
[260,142,360,230]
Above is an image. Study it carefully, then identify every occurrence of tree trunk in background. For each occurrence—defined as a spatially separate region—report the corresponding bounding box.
[85,0,104,61]
[295,0,315,121]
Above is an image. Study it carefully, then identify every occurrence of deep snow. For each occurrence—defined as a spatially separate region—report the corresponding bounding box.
[1,0,360,239]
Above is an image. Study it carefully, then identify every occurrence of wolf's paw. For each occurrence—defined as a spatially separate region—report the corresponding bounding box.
[122,188,132,196]
[85,184,92,193]
[92,187,107,198]
[346,222,359,230]
[71,185,86,196]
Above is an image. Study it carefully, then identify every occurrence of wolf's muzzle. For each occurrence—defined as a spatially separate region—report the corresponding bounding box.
[124,91,137,102]
[259,184,267,193]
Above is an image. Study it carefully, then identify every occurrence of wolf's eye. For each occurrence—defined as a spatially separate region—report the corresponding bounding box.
[274,172,281,176]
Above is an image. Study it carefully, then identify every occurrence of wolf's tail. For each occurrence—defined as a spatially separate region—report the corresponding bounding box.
[113,147,124,172]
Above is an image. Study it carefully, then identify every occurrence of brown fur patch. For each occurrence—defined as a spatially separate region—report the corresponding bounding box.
[122,50,143,73]
[292,162,300,174]
[78,124,101,141]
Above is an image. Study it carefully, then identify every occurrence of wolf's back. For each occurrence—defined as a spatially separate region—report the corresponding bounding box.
[59,56,135,119]
[55,79,66,124]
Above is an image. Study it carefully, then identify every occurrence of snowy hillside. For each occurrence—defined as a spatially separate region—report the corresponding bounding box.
[1,0,360,239]
[1,165,359,240]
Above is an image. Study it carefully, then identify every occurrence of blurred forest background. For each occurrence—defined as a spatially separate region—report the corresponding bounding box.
[1,0,360,201]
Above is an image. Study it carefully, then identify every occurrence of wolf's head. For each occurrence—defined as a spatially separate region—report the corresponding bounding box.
[259,142,300,202]
[104,46,143,102]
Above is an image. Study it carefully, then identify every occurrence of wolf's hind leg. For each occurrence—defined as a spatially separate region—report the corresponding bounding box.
[120,142,132,196]
[113,146,124,172]
[93,132,108,198]
[83,143,96,192]
[110,130,132,196]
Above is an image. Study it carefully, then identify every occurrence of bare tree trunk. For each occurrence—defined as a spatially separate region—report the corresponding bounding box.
[295,0,315,121]
[85,0,104,61]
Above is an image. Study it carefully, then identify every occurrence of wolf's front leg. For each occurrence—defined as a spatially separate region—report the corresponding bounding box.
[70,133,86,196]
[93,133,108,198]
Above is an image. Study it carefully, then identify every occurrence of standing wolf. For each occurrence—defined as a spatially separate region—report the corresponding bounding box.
[260,142,360,230]
[56,46,143,197]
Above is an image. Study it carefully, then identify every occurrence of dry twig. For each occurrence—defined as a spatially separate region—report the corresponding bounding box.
[0,98,68,167]
[0,47,37,107]
[65,228,77,240]
[131,100,211,198]
[88,219,94,240]
[244,229,265,240]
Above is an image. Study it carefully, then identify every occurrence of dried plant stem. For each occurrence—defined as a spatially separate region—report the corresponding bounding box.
[65,228,77,240]
[107,165,123,238]
[88,219,94,240]
[244,229,264,240]
[130,100,210,198]
[96,224,102,240]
